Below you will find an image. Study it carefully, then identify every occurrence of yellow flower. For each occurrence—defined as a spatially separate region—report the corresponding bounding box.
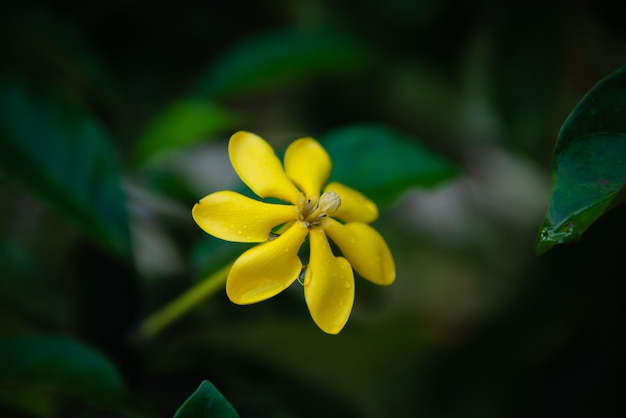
[192,131,395,334]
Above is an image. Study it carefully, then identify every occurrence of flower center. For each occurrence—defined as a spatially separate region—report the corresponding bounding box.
[297,191,341,229]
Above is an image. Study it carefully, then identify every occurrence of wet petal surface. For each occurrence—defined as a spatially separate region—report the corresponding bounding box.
[226,222,308,304]
[284,138,331,198]
[192,191,296,242]
[325,219,395,285]
[229,131,302,203]
[324,182,378,223]
[304,229,354,334]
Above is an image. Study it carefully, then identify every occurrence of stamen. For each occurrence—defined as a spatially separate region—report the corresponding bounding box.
[297,191,341,228]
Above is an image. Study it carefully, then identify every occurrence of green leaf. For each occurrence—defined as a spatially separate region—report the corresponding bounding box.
[0,82,130,257]
[0,335,126,405]
[536,66,626,253]
[0,385,56,417]
[174,380,238,418]
[133,100,239,165]
[320,124,457,209]
[193,29,372,99]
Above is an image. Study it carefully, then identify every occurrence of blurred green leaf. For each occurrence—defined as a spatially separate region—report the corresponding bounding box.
[174,380,238,418]
[134,100,238,165]
[320,124,457,209]
[536,66,626,253]
[193,29,372,99]
[0,242,66,330]
[162,319,426,418]
[0,335,126,406]
[0,82,130,257]
[0,385,55,417]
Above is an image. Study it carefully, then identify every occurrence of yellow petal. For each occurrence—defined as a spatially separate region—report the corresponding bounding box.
[284,138,331,198]
[192,191,296,242]
[324,219,395,285]
[324,182,378,223]
[304,229,354,335]
[229,131,302,203]
[226,222,308,304]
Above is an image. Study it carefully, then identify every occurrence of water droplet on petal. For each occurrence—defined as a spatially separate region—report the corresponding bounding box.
[298,265,308,285]
[268,231,280,240]
[344,281,352,288]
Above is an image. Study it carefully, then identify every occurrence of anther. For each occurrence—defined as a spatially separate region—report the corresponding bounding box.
[298,191,341,228]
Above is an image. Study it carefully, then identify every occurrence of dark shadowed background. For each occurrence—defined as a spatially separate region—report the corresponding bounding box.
[1,0,624,417]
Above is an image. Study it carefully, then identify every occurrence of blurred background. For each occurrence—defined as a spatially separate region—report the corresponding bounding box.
[1,0,625,417]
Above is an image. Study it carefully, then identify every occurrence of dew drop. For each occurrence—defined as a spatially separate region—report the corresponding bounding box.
[268,231,280,240]
[298,265,308,285]
[237,229,242,235]
[344,281,352,288]
[539,222,575,243]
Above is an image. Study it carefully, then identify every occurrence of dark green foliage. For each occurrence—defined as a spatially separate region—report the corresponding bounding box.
[0,335,126,410]
[1,0,625,417]
[0,83,130,257]
[174,381,238,418]
[536,66,626,253]
[322,124,457,208]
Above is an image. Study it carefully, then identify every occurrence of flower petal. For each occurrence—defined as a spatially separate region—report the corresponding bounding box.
[304,229,354,335]
[192,191,296,242]
[226,222,308,304]
[324,219,395,285]
[229,131,302,203]
[284,138,331,198]
[324,182,378,223]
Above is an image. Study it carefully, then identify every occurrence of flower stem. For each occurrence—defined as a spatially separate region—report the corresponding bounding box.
[137,262,233,341]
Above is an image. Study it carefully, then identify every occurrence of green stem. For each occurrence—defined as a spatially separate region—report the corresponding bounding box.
[137,262,233,341]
